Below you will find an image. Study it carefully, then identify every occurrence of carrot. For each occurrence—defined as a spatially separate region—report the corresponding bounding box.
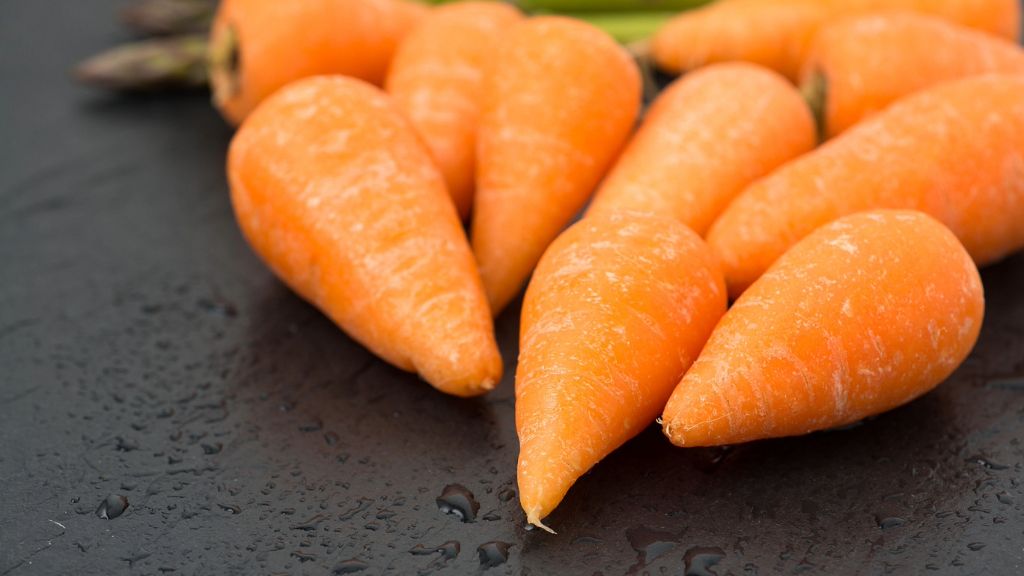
[471,16,641,315]
[586,62,815,237]
[651,0,1021,81]
[227,76,501,397]
[663,210,984,447]
[517,212,726,531]
[707,75,1024,299]
[386,2,523,221]
[208,0,427,125]
[803,12,1024,138]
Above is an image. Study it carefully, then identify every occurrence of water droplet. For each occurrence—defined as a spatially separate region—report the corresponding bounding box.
[986,376,1024,391]
[626,526,678,573]
[201,442,223,455]
[996,492,1013,505]
[967,542,986,551]
[291,550,316,562]
[324,431,340,446]
[684,546,725,576]
[411,541,460,559]
[436,484,479,522]
[217,503,241,514]
[690,447,734,473]
[498,488,516,502]
[477,541,511,568]
[115,437,139,452]
[482,510,501,521]
[966,455,1009,470]
[877,516,905,530]
[299,417,323,432]
[333,559,369,574]
[290,513,326,531]
[96,494,129,519]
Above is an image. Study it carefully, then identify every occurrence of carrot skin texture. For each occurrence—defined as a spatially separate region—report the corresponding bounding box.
[516,213,726,529]
[804,13,1024,138]
[472,16,642,315]
[708,75,1024,299]
[228,77,501,397]
[652,0,1021,80]
[587,62,815,237]
[209,0,427,125]
[665,210,984,447]
[386,2,523,221]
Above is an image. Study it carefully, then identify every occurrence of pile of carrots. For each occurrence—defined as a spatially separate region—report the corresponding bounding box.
[213,0,1024,531]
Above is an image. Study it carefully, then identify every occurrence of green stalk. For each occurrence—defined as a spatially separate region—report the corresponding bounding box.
[74,35,209,92]
[120,0,216,35]
[515,0,709,12]
[565,10,676,43]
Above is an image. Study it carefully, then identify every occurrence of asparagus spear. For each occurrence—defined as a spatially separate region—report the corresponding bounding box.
[74,35,209,91]
[120,0,217,35]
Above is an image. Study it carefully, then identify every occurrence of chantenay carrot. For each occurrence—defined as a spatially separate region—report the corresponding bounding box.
[472,16,641,315]
[663,210,984,447]
[228,76,501,397]
[651,0,1021,81]
[707,75,1024,299]
[386,2,523,220]
[803,12,1024,138]
[517,212,726,531]
[586,62,815,236]
[208,0,427,125]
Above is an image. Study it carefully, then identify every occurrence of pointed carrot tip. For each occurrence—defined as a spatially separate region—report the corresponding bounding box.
[526,510,556,534]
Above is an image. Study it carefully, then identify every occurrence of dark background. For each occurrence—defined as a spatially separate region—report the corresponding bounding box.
[1,2,1023,574]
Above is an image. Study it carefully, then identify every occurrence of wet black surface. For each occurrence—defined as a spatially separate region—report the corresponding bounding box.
[2,2,1024,575]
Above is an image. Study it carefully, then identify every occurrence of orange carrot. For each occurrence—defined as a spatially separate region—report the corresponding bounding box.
[651,0,1021,81]
[228,76,501,397]
[708,75,1024,299]
[803,12,1024,138]
[663,210,984,447]
[208,0,427,125]
[471,16,642,315]
[386,2,523,220]
[586,62,815,237]
[517,212,726,530]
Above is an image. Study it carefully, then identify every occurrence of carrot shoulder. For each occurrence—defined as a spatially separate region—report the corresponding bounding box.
[803,12,1024,138]
[664,210,984,447]
[386,2,523,220]
[472,16,641,315]
[587,62,815,236]
[209,0,427,125]
[651,0,1020,81]
[708,74,1024,299]
[228,76,501,397]
[517,212,726,530]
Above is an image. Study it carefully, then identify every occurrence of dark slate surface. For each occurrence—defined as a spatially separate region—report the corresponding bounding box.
[1,2,1023,575]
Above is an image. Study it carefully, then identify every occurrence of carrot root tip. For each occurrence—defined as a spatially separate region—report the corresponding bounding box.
[208,23,240,108]
[526,512,556,535]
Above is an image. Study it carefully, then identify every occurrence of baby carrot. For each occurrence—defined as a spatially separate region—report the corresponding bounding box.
[208,0,427,125]
[586,62,815,237]
[663,210,984,447]
[472,16,641,315]
[651,0,1021,81]
[517,212,726,531]
[803,12,1024,138]
[386,2,523,221]
[228,76,501,397]
[707,75,1024,299]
